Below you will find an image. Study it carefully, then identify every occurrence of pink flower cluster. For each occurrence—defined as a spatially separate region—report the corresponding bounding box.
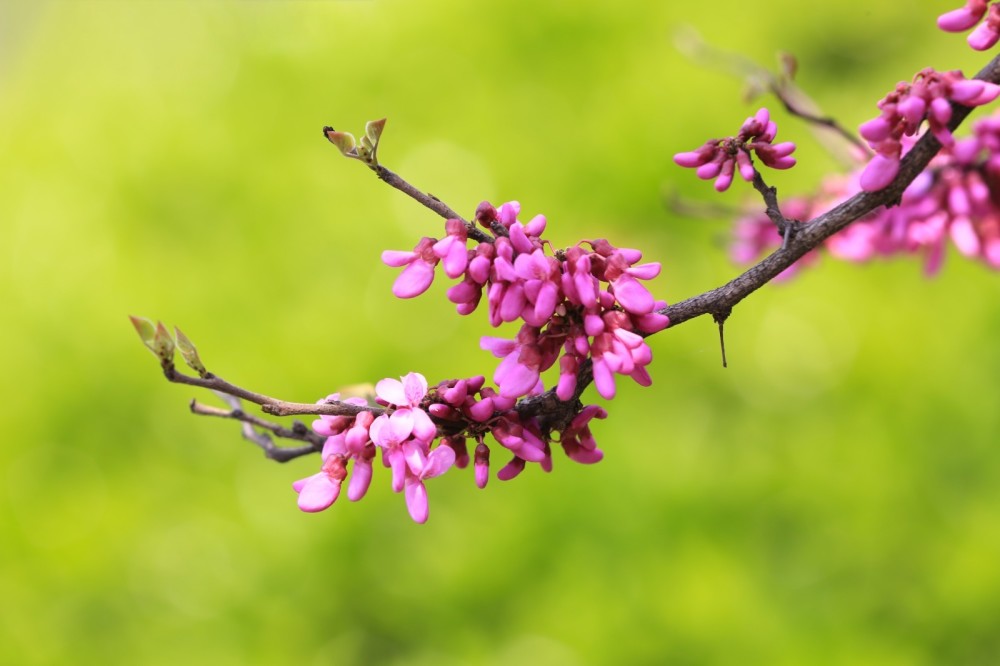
[732,110,1000,275]
[294,373,453,523]
[293,372,607,523]
[858,68,1000,192]
[303,197,670,523]
[383,201,669,401]
[673,108,797,192]
[939,1,1000,50]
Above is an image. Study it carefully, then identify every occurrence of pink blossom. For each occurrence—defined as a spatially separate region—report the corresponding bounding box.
[560,405,607,465]
[938,1,1000,50]
[382,237,439,298]
[858,69,1000,192]
[474,441,490,488]
[938,1,989,32]
[736,109,1000,277]
[432,219,470,278]
[293,454,346,513]
[674,108,797,192]
[381,198,667,406]
[401,444,455,523]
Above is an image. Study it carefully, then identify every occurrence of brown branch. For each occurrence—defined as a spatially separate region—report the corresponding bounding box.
[772,85,872,157]
[191,394,323,462]
[750,170,789,235]
[164,364,384,418]
[373,164,494,244]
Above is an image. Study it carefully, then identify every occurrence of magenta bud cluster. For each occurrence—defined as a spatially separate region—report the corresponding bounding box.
[673,108,797,192]
[383,201,669,401]
[299,199,669,522]
[293,372,607,523]
[733,109,1000,276]
[938,1,1000,50]
[858,68,1000,192]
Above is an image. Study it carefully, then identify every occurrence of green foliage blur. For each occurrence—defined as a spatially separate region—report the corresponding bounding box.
[2,1,999,664]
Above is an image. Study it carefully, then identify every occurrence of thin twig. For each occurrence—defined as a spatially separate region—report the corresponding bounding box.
[773,87,872,157]
[663,186,745,220]
[164,365,384,418]
[373,164,493,244]
[674,26,869,165]
[191,394,323,462]
[750,170,789,235]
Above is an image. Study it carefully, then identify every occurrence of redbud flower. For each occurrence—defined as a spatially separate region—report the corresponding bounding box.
[474,441,490,488]
[292,454,347,512]
[735,108,1000,277]
[401,444,455,524]
[383,200,667,405]
[559,405,607,465]
[382,237,439,298]
[674,108,797,192]
[858,68,1000,192]
[938,1,1000,50]
[432,219,470,278]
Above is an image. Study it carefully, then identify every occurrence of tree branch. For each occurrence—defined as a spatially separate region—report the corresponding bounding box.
[373,164,493,244]
[772,86,872,157]
[167,52,1000,457]
[750,170,790,238]
[164,364,384,418]
[191,394,324,462]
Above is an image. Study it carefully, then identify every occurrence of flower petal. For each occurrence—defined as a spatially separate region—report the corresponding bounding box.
[347,459,373,502]
[422,444,456,479]
[404,477,429,523]
[401,372,428,405]
[375,377,407,407]
[392,260,435,298]
[295,473,341,513]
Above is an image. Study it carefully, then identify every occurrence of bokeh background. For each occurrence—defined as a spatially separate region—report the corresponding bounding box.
[2,1,1000,664]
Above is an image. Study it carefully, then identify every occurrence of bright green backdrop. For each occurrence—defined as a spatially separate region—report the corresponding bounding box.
[2,1,999,664]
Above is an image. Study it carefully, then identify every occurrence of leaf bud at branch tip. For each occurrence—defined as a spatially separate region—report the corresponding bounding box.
[323,118,387,167]
[152,321,175,365]
[365,117,386,144]
[174,326,209,377]
[323,126,359,159]
[129,315,156,350]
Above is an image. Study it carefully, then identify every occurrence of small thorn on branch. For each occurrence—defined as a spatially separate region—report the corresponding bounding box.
[712,308,732,368]
[782,219,796,250]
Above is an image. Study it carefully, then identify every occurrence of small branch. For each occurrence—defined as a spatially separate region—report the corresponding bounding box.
[750,170,789,235]
[191,394,323,462]
[663,186,744,220]
[374,165,493,244]
[674,27,868,165]
[164,365,384,418]
[773,85,872,157]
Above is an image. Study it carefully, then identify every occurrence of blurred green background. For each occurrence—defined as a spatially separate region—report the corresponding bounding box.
[2,1,1000,664]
